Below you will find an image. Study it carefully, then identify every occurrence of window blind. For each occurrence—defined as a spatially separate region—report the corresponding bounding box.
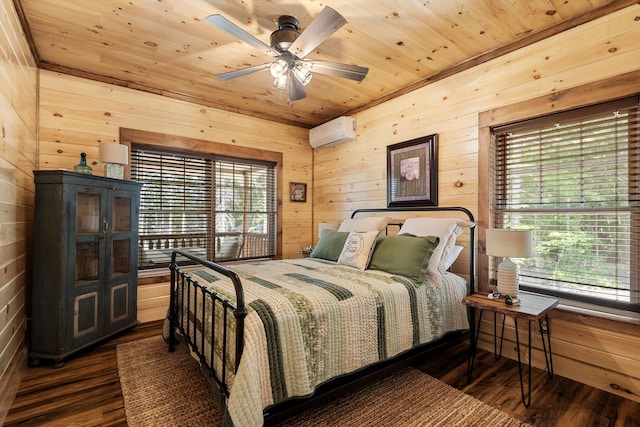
[131,147,277,268]
[131,149,213,267]
[491,96,639,311]
[214,156,277,257]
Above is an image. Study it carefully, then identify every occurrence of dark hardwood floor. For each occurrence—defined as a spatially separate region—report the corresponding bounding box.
[416,337,640,427]
[6,320,640,426]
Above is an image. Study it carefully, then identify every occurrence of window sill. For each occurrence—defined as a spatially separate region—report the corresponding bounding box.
[517,290,640,328]
[554,299,640,329]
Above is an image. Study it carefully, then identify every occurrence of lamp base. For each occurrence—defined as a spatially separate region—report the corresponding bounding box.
[104,164,124,180]
[497,257,519,297]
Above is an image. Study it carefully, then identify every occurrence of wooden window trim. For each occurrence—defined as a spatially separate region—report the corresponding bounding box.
[119,128,284,261]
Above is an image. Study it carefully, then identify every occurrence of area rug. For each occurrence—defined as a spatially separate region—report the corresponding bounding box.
[117,335,530,426]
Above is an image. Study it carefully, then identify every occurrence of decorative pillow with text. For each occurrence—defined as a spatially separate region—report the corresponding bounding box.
[337,230,379,270]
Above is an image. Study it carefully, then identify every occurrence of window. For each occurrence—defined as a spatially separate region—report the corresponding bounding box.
[490,96,639,312]
[131,147,277,268]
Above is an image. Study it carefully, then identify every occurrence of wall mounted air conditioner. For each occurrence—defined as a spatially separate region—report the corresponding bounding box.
[309,116,356,148]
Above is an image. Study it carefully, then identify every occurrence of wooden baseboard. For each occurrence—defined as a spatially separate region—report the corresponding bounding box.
[137,282,170,323]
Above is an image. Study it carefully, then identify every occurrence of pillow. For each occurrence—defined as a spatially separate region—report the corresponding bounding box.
[310,230,350,262]
[338,216,390,234]
[398,218,474,282]
[369,234,440,285]
[445,245,464,270]
[337,231,379,270]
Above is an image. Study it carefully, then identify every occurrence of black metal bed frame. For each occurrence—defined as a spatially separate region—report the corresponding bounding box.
[168,206,476,424]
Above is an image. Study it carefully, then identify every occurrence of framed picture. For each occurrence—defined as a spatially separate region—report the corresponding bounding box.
[290,182,307,202]
[387,134,438,207]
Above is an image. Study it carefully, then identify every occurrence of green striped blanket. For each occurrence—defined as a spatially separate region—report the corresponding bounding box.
[176,258,469,426]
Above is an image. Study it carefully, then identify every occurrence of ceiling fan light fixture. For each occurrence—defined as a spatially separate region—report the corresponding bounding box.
[270,58,289,78]
[293,64,312,86]
[273,74,288,90]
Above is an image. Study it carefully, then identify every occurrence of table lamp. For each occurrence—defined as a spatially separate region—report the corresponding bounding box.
[99,143,128,179]
[486,228,533,297]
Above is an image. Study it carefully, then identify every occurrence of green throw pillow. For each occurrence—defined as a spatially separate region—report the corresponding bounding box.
[310,230,350,262]
[369,234,440,285]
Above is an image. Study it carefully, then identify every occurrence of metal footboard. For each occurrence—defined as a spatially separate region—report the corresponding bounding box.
[168,249,247,401]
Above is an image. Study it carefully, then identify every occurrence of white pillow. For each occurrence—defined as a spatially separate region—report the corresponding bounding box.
[338,217,390,234]
[399,218,474,282]
[337,231,379,270]
[445,245,464,270]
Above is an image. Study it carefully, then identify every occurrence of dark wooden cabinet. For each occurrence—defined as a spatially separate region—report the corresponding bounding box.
[30,170,143,367]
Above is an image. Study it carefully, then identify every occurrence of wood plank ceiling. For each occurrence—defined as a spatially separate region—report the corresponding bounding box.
[14,0,636,128]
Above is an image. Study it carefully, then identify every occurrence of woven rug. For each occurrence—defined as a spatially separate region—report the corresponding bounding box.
[117,335,530,426]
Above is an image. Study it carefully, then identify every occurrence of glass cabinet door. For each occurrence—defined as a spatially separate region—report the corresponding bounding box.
[108,190,138,330]
[75,193,101,285]
[72,189,104,343]
[112,194,133,275]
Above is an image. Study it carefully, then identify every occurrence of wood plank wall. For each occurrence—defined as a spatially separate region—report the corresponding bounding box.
[313,4,640,403]
[2,0,640,415]
[36,70,312,323]
[0,0,38,423]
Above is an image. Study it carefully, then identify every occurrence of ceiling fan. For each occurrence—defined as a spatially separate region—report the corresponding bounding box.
[206,6,369,105]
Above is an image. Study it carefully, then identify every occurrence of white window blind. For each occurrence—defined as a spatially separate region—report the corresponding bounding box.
[491,96,639,312]
[131,147,277,268]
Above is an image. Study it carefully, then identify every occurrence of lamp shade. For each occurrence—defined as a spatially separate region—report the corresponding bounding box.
[486,229,532,258]
[99,143,128,165]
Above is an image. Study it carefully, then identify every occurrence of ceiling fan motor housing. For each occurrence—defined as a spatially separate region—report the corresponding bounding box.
[271,15,300,52]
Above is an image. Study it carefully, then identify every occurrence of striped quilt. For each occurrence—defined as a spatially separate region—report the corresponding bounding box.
[175,257,469,427]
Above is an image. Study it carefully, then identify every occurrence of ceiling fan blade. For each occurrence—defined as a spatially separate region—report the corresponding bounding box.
[216,63,271,80]
[206,15,279,57]
[289,74,307,101]
[288,6,347,59]
[302,60,369,82]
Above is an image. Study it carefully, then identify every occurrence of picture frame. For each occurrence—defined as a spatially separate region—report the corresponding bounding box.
[290,182,307,202]
[387,134,438,207]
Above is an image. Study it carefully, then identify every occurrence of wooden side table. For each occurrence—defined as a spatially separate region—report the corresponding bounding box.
[463,291,559,407]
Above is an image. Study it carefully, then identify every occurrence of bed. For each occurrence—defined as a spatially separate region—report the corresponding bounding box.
[167,207,476,426]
